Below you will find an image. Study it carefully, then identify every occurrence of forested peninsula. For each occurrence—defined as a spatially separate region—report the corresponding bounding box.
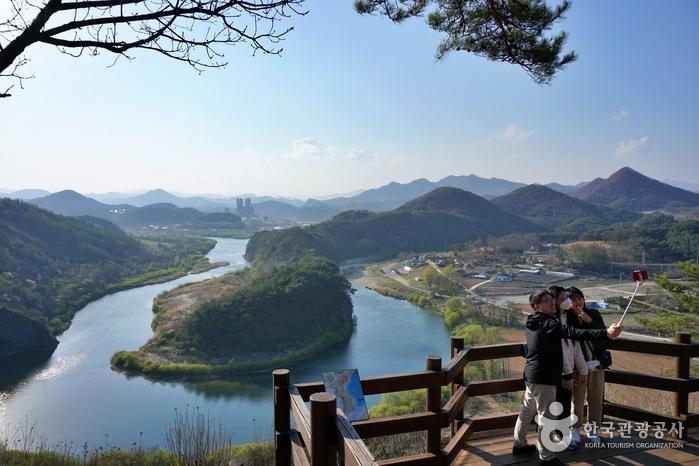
[0,199,219,360]
[112,255,355,378]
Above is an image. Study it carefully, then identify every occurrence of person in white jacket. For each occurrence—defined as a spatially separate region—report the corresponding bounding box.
[548,285,588,450]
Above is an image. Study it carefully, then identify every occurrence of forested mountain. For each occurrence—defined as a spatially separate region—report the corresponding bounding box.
[493,184,641,234]
[572,167,699,211]
[245,187,542,263]
[0,199,216,357]
[28,191,243,229]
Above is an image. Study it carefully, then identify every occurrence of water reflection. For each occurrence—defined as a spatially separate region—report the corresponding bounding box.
[0,239,452,447]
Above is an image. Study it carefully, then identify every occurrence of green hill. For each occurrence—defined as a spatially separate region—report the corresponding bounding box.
[572,167,699,211]
[493,184,641,234]
[0,199,216,357]
[244,187,542,263]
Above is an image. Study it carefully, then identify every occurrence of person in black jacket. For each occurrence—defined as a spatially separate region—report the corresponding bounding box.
[512,290,623,465]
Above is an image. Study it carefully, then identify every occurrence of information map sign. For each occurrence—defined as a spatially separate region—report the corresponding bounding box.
[322,368,369,421]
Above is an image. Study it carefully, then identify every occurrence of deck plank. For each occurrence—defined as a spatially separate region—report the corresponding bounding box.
[452,430,699,465]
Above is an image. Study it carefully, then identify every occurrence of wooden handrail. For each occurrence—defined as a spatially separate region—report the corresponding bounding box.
[444,420,474,464]
[443,386,468,425]
[607,338,699,357]
[295,371,445,400]
[289,430,310,466]
[352,411,444,438]
[289,387,312,450]
[275,332,699,465]
[604,401,686,425]
[603,369,690,392]
[465,377,525,397]
[445,349,469,380]
[334,409,377,466]
[464,342,526,362]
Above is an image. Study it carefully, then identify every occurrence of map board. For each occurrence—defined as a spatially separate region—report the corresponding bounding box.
[322,369,369,421]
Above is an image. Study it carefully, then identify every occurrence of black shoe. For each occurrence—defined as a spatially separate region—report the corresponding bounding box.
[512,444,537,455]
[539,458,566,465]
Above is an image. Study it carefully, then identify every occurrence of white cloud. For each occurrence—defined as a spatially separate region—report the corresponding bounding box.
[501,124,534,144]
[278,139,377,163]
[291,137,325,160]
[348,149,377,161]
[615,136,650,157]
[612,110,631,120]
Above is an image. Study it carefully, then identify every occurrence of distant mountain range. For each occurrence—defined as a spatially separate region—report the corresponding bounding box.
[245,187,543,263]
[320,174,528,212]
[572,167,699,211]
[29,190,243,229]
[5,167,697,223]
[5,189,52,199]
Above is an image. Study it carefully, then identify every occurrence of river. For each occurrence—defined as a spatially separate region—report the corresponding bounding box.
[0,238,451,449]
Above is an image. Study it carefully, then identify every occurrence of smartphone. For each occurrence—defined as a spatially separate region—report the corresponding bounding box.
[632,269,648,282]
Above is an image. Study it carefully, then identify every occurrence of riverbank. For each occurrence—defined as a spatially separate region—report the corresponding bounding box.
[0,439,272,466]
[45,237,221,336]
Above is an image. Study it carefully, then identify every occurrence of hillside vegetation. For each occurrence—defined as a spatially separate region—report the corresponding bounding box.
[573,167,699,211]
[112,255,355,376]
[245,188,542,263]
[0,199,217,356]
[493,184,640,234]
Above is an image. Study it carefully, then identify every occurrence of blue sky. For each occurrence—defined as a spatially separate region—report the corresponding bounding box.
[1,0,697,198]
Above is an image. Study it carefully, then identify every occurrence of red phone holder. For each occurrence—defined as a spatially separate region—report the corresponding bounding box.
[632,269,648,282]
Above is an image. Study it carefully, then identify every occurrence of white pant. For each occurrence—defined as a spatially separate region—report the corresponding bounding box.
[514,381,557,461]
[573,367,604,430]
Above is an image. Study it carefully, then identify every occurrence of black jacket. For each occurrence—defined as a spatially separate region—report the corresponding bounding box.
[524,312,609,385]
[565,306,608,361]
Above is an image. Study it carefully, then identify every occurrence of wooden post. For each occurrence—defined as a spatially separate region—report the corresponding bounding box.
[450,336,465,436]
[426,355,442,455]
[310,392,337,466]
[674,332,691,439]
[273,369,291,466]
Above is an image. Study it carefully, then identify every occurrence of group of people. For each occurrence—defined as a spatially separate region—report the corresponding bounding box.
[512,286,623,465]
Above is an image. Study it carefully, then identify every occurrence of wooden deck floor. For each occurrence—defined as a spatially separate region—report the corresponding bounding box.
[453,429,699,465]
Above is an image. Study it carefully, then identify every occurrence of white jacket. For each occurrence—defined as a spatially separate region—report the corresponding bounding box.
[560,313,588,377]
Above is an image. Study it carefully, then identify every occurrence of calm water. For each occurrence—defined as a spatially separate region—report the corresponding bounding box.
[0,238,451,449]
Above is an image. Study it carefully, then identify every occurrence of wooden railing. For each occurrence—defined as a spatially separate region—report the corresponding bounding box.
[272,332,699,466]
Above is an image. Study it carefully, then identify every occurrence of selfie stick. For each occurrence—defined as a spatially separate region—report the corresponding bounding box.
[619,281,642,325]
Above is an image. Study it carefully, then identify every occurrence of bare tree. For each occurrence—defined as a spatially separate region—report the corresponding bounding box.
[0,0,305,97]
